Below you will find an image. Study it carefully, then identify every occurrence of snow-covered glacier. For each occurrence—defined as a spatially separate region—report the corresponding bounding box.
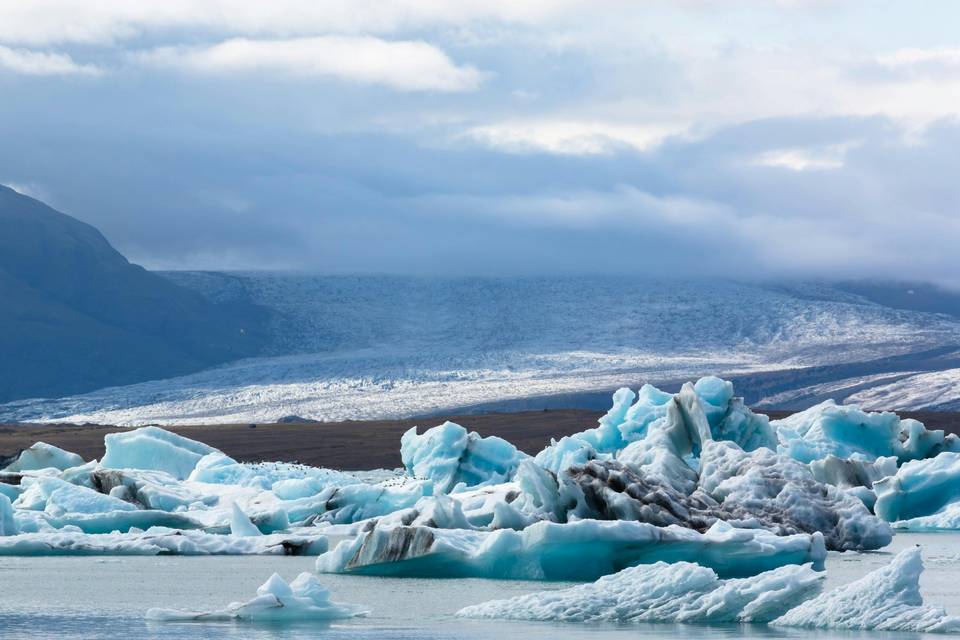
[4,276,960,425]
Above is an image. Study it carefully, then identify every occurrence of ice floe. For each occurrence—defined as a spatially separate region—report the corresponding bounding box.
[457,560,822,623]
[315,519,825,580]
[3,442,84,472]
[146,571,367,622]
[772,547,960,632]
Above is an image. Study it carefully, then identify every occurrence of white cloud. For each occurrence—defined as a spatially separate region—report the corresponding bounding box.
[0,45,100,76]
[137,36,484,92]
[754,142,860,171]
[877,47,960,70]
[0,1,585,45]
[463,120,688,155]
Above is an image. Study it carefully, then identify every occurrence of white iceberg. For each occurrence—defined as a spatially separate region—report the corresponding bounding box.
[102,427,218,480]
[401,421,528,493]
[0,493,17,536]
[316,518,825,580]
[3,442,85,472]
[457,560,822,623]
[146,571,367,622]
[772,547,960,632]
[773,400,959,464]
[874,452,960,523]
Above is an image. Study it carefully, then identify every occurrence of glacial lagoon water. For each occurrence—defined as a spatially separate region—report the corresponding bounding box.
[2,533,960,639]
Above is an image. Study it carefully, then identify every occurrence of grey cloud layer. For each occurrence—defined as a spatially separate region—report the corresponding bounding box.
[1,2,959,282]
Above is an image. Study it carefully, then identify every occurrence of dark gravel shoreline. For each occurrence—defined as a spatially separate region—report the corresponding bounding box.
[2,408,959,471]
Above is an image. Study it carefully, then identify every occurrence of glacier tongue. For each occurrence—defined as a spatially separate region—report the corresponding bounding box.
[772,547,960,632]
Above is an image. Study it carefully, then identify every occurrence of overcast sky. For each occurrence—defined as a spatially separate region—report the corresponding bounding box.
[2,1,959,282]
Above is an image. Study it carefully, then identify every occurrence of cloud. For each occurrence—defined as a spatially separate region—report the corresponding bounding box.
[136,36,484,92]
[462,120,688,155]
[753,141,860,171]
[0,45,100,76]
[0,1,585,45]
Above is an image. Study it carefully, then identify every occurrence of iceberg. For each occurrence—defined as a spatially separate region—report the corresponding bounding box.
[457,560,822,623]
[316,518,825,580]
[697,440,892,551]
[773,400,960,464]
[230,502,263,537]
[401,421,528,493]
[809,454,898,510]
[0,527,328,556]
[772,547,960,632]
[146,571,367,622]
[3,442,85,472]
[0,493,17,536]
[102,427,218,480]
[874,452,960,523]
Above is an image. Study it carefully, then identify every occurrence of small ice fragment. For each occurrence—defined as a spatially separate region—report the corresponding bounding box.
[145,571,367,622]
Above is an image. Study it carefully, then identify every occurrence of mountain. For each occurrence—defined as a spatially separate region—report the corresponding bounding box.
[0,185,270,402]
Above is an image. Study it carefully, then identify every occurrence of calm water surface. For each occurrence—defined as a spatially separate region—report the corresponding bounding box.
[2,533,959,639]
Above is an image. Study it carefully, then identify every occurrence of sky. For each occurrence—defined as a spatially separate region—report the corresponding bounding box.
[1,1,960,282]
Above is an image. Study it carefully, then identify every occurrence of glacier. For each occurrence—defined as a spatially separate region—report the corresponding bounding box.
[146,571,367,622]
[457,560,823,623]
[7,275,960,427]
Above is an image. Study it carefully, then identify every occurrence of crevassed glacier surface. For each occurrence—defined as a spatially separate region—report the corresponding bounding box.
[5,276,960,425]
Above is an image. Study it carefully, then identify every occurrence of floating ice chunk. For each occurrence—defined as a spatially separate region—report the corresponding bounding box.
[17,477,138,516]
[102,427,218,480]
[90,469,215,512]
[146,571,366,622]
[809,454,897,509]
[316,518,825,580]
[3,442,84,472]
[458,560,822,623]
[401,422,528,493]
[773,547,960,632]
[698,440,891,551]
[189,452,359,489]
[773,400,958,464]
[0,527,328,556]
[306,477,433,525]
[892,502,960,530]
[558,460,723,528]
[617,396,701,494]
[230,503,263,537]
[533,435,598,475]
[695,377,777,452]
[874,452,960,523]
[0,493,17,536]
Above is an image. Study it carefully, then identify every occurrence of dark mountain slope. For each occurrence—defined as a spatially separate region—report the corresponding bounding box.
[0,185,269,402]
